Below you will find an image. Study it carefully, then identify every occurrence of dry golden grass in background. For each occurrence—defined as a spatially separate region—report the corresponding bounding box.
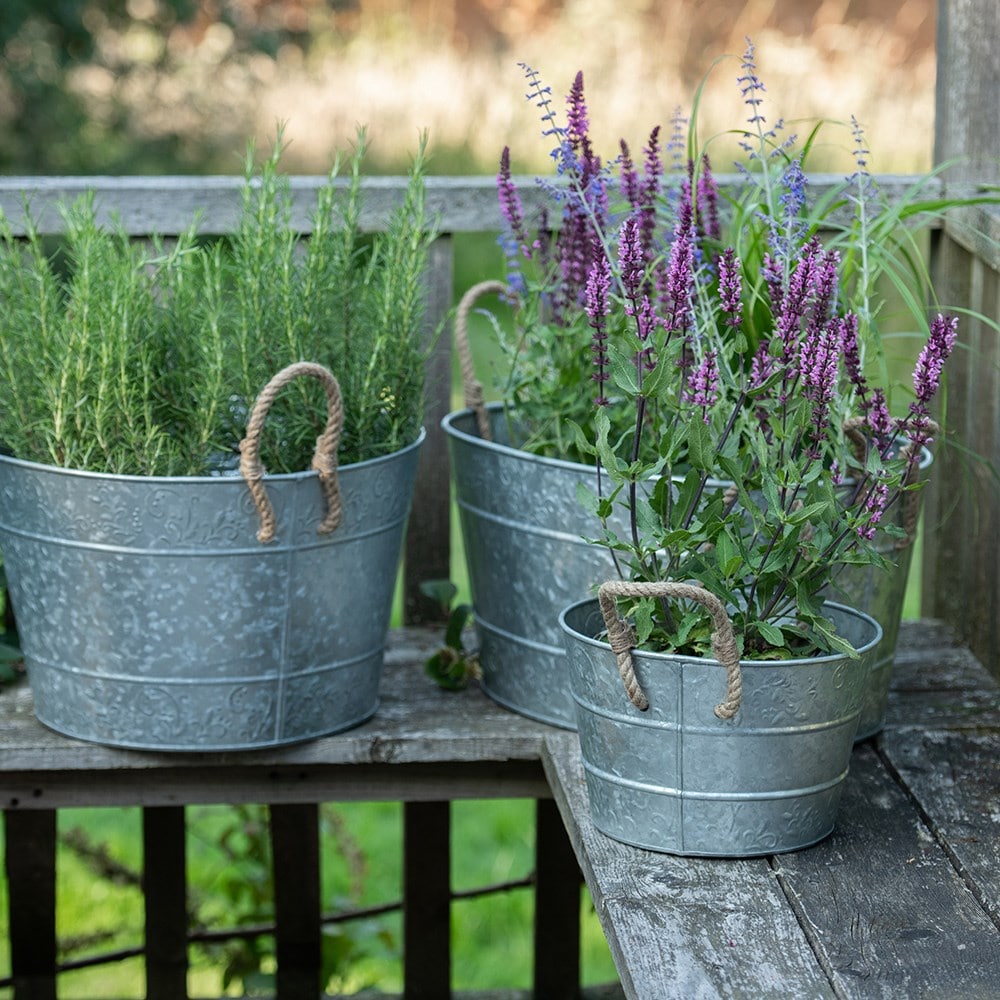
[69,0,937,175]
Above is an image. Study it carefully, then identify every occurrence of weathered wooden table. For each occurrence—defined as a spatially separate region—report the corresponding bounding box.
[2,619,999,999]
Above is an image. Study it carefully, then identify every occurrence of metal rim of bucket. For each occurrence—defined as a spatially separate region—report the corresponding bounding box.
[0,427,426,485]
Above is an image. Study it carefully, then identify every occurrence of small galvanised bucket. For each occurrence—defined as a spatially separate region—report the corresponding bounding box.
[0,363,423,751]
[443,404,618,728]
[560,584,881,857]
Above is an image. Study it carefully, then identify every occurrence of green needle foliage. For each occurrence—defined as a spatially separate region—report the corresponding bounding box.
[0,127,434,476]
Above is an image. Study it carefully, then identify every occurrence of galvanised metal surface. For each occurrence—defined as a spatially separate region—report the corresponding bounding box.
[560,600,881,857]
[829,540,915,741]
[827,447,931,741]
[443,406,618,728]
[0,431,423,751]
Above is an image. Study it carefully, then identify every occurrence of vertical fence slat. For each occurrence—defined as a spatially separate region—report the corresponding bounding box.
[927,0,1000,673]
[143,806,189,1000]
[270,803,322,999]
[405,233,455,624]
[5,810,57,1000]
[533,798,582,999]
[403,801,451,999]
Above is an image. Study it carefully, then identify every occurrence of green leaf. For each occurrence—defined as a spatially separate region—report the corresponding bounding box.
[786,499,831,525]
[753,620,786,648]
[608,346,641,396]
[686,419,714,472]
[443,603,473,650]
[810,616,860,659]
[418,578,457,608]
[633,598,656,647]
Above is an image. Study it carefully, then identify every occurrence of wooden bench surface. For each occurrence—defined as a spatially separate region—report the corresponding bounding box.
[2,618,999,998]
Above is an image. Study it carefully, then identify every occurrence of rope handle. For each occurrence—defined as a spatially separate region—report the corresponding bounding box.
[239,362,344,544]
[597,581,743,720]
[455,280,506,440]
[843,416,941,550]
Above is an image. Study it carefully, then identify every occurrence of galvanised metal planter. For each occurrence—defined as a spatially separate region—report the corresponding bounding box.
[560,583,881,857]
[443,404,618,728]
[0,363,423,751]
[828,444,932,741]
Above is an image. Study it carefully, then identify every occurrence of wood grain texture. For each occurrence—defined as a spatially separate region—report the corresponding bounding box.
[541,738,836,1000]
[775,745,1000,998]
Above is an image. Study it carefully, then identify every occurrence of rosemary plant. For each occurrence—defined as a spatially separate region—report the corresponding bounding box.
[0,128,433,476]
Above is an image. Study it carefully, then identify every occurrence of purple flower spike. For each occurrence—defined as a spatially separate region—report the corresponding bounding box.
[684,349,719,422]
[696,156,721,241]
[567,71,590,154]
[620,139,639,208]
[664,197,695,334]
[586,244,613,407]
[857,480,890,540]
[718,248,743,330]
[619,215,645,306]
[913,313,959,405]
[497,147,530,256]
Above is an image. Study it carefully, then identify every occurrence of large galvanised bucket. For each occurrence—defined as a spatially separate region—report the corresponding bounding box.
[560,592,881,857]
[0,364,423,751]
[443,404,618,728]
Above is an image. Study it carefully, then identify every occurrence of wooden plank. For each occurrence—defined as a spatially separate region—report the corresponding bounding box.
[405,234,455,625]
[928,0,1000,678]
[540,737,835,1000]
[403,801,451,999]
[0,174,939,238]
[879,729,1000,929]
[775,743,1000,997]
[533,798,582,999]
[886,620,1000,729]
[4,809,57,1000]
[271,803,322,999]
[142,806,189,1000]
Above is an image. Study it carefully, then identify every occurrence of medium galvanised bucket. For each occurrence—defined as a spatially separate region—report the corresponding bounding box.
[0,363,423,751]
[443,404,619,728]
[827,445,932,741]
[560,587,881,857]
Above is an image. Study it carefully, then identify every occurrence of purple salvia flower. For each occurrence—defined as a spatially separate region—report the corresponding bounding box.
[801,324,840,449]
[808,248,841,334]
[857,480,890,540]
[912,312,959,405]
[750,341,775,389]
[620,139,640,209]
[683,349,719,423]
[663,195,695,334]
[497,146,532,258]
[718,248,743,331]
[566,71,590,157]
[696,155,721,242]
[867,388,893,455]
[586,244,612,407]
[618,215,645,307]
[638,127,663,259]
[840,313,868,403]
[906,312,959,454]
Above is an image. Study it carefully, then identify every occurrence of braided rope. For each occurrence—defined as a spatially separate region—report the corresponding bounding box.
[597,580,743,719]
[455,280,505,440]
[239,361,344,544]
